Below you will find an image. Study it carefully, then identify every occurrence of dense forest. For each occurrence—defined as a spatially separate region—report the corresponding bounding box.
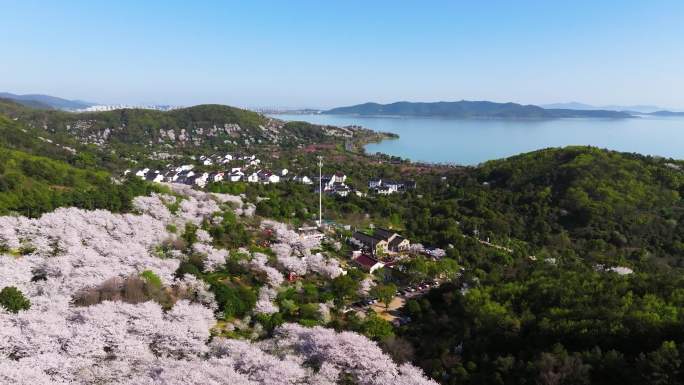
[400,258,684,384]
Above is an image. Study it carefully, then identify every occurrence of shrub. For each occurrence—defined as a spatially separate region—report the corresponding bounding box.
[140,270,163,289]
[0,286,31,313]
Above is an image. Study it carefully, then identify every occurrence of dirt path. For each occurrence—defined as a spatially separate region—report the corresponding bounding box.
[369,296,405,322]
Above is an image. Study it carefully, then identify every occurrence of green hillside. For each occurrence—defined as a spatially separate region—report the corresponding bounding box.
[392,147,684,385]
[0,101,267,145]
[397,146,684,268]
[474,147,684,266]
[0,113,156,217]
[0,100,375,161]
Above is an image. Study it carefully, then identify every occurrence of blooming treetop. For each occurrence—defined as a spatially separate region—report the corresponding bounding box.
[0,189,436,385]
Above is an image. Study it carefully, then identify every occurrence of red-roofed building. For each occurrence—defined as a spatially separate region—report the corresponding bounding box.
[353,254,385,274]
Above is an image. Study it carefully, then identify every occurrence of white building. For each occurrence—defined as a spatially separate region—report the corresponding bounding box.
[135,168,150,178]
[175,164,194,172]
[229,172,244,182]
[258,171,280,184]
[194,172,210,188]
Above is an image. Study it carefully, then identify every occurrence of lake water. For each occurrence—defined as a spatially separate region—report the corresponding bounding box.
[272,114,684,165]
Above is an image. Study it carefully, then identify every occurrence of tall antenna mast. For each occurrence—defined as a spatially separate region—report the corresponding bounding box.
[317,155,323,227]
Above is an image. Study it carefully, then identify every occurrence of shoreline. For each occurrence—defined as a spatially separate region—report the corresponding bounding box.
[271,113,684,166]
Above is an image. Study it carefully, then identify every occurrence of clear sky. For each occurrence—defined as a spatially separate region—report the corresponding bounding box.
[2,0,683,109]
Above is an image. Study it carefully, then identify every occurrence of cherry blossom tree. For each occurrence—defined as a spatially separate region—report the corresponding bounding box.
[0,188,437,385]
[246,253,284,287]
[305,253,343,279]
[253,286,279,315]
[358,277,376,296]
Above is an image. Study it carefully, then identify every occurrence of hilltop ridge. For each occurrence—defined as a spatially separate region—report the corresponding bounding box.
[325,100,634,118]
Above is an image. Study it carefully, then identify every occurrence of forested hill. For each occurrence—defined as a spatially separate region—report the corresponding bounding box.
[397,147,684,385]
[424,146,684,269]
[0,100,267,146]
[324,100,633,118]
[0,112,160,217]
[0,100,369,153]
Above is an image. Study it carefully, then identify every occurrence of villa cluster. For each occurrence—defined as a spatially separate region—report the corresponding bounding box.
[125,153,314,188]
[125,154,416,199]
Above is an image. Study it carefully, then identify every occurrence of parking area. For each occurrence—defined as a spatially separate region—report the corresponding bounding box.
[348,279,442,324]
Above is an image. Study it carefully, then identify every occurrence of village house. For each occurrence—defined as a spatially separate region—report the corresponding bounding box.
[368,179,383,189]
[292,175,313,185]
[374,228,410,252]
[352,228,410,256]
[194,172,210,188]
[384,180,403,191]
[258,170,280,184]
[333,185,351,197]
[318,172,354,197]
[135,168,150,178]
[320,173,347,190]
[331,171,346,184]
[298,226,325,241]
[352,231,389,256]
[153,173,165,183]
[352,253,385,274]
[229,171,244,182]
[368,179,416,195]
[210,172,224,183]
[175,164,194,172]
[144,170,164,183]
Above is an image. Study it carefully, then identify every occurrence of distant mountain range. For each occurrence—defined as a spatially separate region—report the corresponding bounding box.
[0,92,96,111]
[648,110,684,117]
[324,101,635,119]
[541,102,664,114]
[4,92,683,119]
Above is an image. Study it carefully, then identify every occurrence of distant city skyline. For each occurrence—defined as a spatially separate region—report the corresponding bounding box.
[2,0,683,109]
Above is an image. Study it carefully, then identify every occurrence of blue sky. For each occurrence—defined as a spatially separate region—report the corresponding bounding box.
[1,0,683,108]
